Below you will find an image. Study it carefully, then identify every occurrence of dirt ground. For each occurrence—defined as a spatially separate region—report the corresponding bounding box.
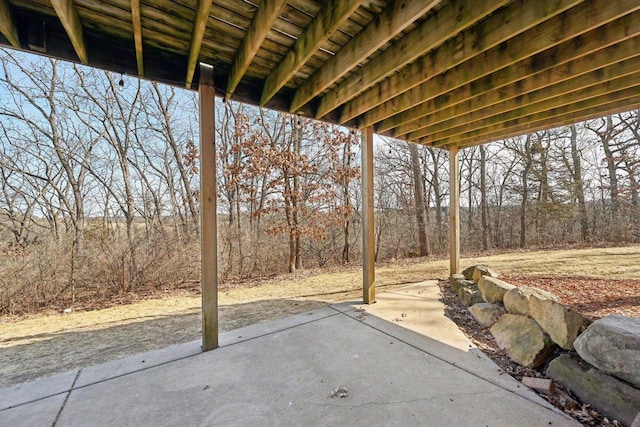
[1,246,639,388]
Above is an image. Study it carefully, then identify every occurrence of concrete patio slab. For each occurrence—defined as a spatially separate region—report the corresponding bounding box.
[0,370,78,411]
[0,394,67,427]
[0,282,579,426]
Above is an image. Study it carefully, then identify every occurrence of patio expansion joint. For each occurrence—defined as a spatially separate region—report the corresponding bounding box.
[334,306,560,414]
[0,370,82,414]
[52,369,81,427]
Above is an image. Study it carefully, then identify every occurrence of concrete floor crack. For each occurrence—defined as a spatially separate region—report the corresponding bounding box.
[51,369,81,427]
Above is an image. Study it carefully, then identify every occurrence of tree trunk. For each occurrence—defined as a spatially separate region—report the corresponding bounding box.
[409,143,429,256]
[152,84,199,235]
[464,149,475,236]
[293,124,302,270]
[479,145,489,250]
[601,117,620,238]
[569,125,589,242]
[520,135,532,248]
[428,147,444,248]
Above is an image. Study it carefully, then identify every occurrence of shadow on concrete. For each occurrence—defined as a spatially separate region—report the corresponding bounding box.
[0,298,327,387]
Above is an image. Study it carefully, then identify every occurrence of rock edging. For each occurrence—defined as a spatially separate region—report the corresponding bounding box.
[450,265,640,426]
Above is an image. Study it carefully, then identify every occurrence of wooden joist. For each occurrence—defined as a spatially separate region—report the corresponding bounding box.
[51,0,88,64]
[421,67,640,144]
[389,14,640,138]
[449,95,640,150]
[383,5,640,137]
[405,41,640,141]
[226,0,287,98]
[343,0,588,126]
[315,0,507,119]
[428,86,640,148]
[260,0,362,105]
[186,0,213,89]
[0,0,20,48]
[130,0,144,76]
[288,0,434,114]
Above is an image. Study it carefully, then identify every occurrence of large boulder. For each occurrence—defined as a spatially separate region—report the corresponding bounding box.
[461,266,476,280]
[451,278,475,294]
[547,354,640,427]
[490,314,554,368]
[469,303,505,328]
[457,284,483,307]
[529,294,590,350]
[473,266,499,283]
[574,315,640,388]
[462,265,499,282]
[450,273,465,284]
[477,276,516,304]
[503,286,557,316]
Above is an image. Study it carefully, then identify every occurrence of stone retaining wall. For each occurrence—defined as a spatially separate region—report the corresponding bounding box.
[452,266,640,426]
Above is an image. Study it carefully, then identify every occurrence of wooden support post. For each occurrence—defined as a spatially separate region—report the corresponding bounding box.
[362,126,375,304]
[199,63,218,351]
[449,147,460,276]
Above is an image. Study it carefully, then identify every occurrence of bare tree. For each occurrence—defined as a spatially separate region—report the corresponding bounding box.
[144,83,199,236]
[585,116,625,237]
[0,54,100,252]
[479,144,490,250]
[409,142,429,256]
[568,125,589,241]
[426,147,447,250]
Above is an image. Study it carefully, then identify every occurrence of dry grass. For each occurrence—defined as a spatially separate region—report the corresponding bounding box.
[0,245,638,386]
[3,245,638,341]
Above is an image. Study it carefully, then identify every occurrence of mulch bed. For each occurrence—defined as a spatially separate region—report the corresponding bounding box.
[501,274,640,320]
[438,279,629,426]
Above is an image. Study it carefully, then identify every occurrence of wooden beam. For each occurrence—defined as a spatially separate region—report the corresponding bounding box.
[362,126,375,304]
[130,0,144,76]
[289,0,433,114]
[389,16,640,137]
[407,42,640,141]
[314,0,486,118]
[186,0,212,89]
[450,96,640,150]
[226,0,287,98]
[199,63,218,351]
[421,71,640,145]
[427,85,640,148]
[260,0,362,105]
[51,0,88,64]
[343,0,638,126]
[0,0,20,48]
[449,147,460,276]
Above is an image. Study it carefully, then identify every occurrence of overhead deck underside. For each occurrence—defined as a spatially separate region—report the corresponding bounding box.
[2,0,639,148]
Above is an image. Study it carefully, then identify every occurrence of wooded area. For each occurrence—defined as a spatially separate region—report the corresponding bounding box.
[1,51,638,315]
